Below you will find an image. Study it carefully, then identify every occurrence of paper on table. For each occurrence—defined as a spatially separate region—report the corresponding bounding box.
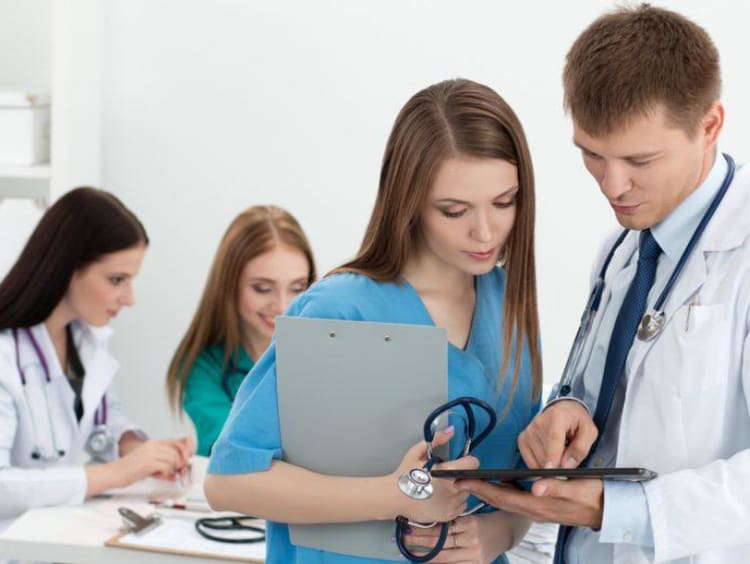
[111,515,266,562]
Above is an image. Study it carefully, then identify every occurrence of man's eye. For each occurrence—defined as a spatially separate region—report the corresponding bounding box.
[583,150,602,160]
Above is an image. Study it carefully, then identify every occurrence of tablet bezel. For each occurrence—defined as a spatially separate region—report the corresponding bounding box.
[429,467,657,482]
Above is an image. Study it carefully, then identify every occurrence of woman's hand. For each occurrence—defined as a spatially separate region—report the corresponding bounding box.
[401,512,523,563]
[114,436,195,484]
[390,428,479,524]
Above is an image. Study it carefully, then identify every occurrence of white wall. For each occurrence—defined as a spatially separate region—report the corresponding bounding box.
[5,1,750,438]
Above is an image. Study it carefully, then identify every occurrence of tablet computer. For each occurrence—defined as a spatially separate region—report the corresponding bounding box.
[430,467,657,482]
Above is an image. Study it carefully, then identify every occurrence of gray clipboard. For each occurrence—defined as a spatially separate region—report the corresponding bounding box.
[276,316,447,560]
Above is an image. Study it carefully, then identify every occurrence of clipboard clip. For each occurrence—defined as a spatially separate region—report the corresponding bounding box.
[118,506,162,535]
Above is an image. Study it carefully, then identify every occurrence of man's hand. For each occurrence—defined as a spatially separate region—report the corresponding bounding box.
[519,399,598,469]
[464,478,604,529]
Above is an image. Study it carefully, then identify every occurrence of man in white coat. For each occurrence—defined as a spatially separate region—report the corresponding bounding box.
[467,5,750,563]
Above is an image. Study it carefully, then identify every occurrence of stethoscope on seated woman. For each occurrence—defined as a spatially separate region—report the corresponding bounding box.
[12,327,114,461]
[557,153,735,398]
[221,358,246,402]
[395,396,497,562]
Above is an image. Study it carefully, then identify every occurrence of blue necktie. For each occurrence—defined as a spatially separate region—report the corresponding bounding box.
[553,229,662,564]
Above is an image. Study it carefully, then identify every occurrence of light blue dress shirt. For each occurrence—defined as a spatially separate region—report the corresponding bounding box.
[564,151,728,563]
[208,268,540,564]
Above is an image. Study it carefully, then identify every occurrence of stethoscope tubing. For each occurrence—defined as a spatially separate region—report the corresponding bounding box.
[12,327,108,460]
[221,358,247,402]
[194,516,265,544]
[396,396,497,562]
[558,153,735,398]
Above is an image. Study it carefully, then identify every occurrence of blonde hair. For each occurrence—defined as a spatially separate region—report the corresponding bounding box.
[166,206,316,412]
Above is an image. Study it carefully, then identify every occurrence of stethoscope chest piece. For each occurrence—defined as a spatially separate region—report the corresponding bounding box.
[398,468,434,500]
[637,310,665,341]
[86,425,114,458]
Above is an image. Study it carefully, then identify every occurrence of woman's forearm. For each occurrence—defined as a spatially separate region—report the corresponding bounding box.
[204,460,405,524]
[85,461,125,496]
[118,430,145,456]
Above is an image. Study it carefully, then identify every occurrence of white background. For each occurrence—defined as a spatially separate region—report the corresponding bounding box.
[1,0,748,438]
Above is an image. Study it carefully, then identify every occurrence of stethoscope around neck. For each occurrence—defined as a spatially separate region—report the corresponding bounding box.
[557,153,736,398]
[221,357,247,401]
[12,327,113,462]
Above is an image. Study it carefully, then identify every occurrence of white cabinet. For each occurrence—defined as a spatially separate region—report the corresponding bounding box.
[0,0,101,207]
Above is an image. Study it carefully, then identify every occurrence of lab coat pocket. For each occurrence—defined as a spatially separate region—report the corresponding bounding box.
[672,302,730,397]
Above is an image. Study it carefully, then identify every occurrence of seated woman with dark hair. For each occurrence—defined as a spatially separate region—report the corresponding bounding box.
[0,187,195,520]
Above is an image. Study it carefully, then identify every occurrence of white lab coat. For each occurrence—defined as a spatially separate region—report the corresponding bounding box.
[577,162,750,563]
[0,321,143,520]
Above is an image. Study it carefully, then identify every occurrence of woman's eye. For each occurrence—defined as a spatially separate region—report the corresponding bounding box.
[252,286,272,294]
[109,277,124,286]
[494,198,516,209]
[291,286,307,294]
[441,209,466,219]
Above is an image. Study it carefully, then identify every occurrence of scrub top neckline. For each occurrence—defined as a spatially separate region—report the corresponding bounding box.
[235,345,255,371]
[399,275,480,353]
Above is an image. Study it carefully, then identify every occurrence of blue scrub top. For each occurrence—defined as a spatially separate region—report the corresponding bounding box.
[209,269,540,564]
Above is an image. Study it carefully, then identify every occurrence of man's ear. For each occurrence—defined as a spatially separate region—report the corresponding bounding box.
[700,100,724,149]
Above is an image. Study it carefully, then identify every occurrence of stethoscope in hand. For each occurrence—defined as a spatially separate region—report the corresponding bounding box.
[12,327,114,461]
[557,153,735,398]
[395,396,497,562]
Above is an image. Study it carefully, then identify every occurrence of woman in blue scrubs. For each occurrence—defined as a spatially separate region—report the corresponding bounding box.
[204,78,543,564]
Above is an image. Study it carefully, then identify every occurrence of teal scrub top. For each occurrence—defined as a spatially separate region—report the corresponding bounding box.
[208,270,540,564]
[183,344,254,456]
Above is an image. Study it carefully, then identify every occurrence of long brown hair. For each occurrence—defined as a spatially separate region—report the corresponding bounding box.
[166,206,316,412]
[0,187,148,330]
[337,78,541,402]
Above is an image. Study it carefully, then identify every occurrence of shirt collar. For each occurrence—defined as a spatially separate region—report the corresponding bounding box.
[651,150,727,263]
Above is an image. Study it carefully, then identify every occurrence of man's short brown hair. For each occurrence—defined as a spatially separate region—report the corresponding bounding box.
[563,4,721,137]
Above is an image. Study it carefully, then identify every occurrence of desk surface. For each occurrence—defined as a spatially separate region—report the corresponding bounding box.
[0,457,264,563]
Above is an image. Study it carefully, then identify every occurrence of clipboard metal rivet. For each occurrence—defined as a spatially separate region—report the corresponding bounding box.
[329,332,336,338]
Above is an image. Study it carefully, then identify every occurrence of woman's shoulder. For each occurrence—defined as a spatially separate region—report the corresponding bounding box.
[288,272,395,320]
[189,344,225,376]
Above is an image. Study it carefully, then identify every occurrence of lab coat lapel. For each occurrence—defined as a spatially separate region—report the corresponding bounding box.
[30,324,78,432]
[74,323,118,420]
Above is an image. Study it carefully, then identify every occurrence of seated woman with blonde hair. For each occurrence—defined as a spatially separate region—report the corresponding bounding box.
[166,206,316,456]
